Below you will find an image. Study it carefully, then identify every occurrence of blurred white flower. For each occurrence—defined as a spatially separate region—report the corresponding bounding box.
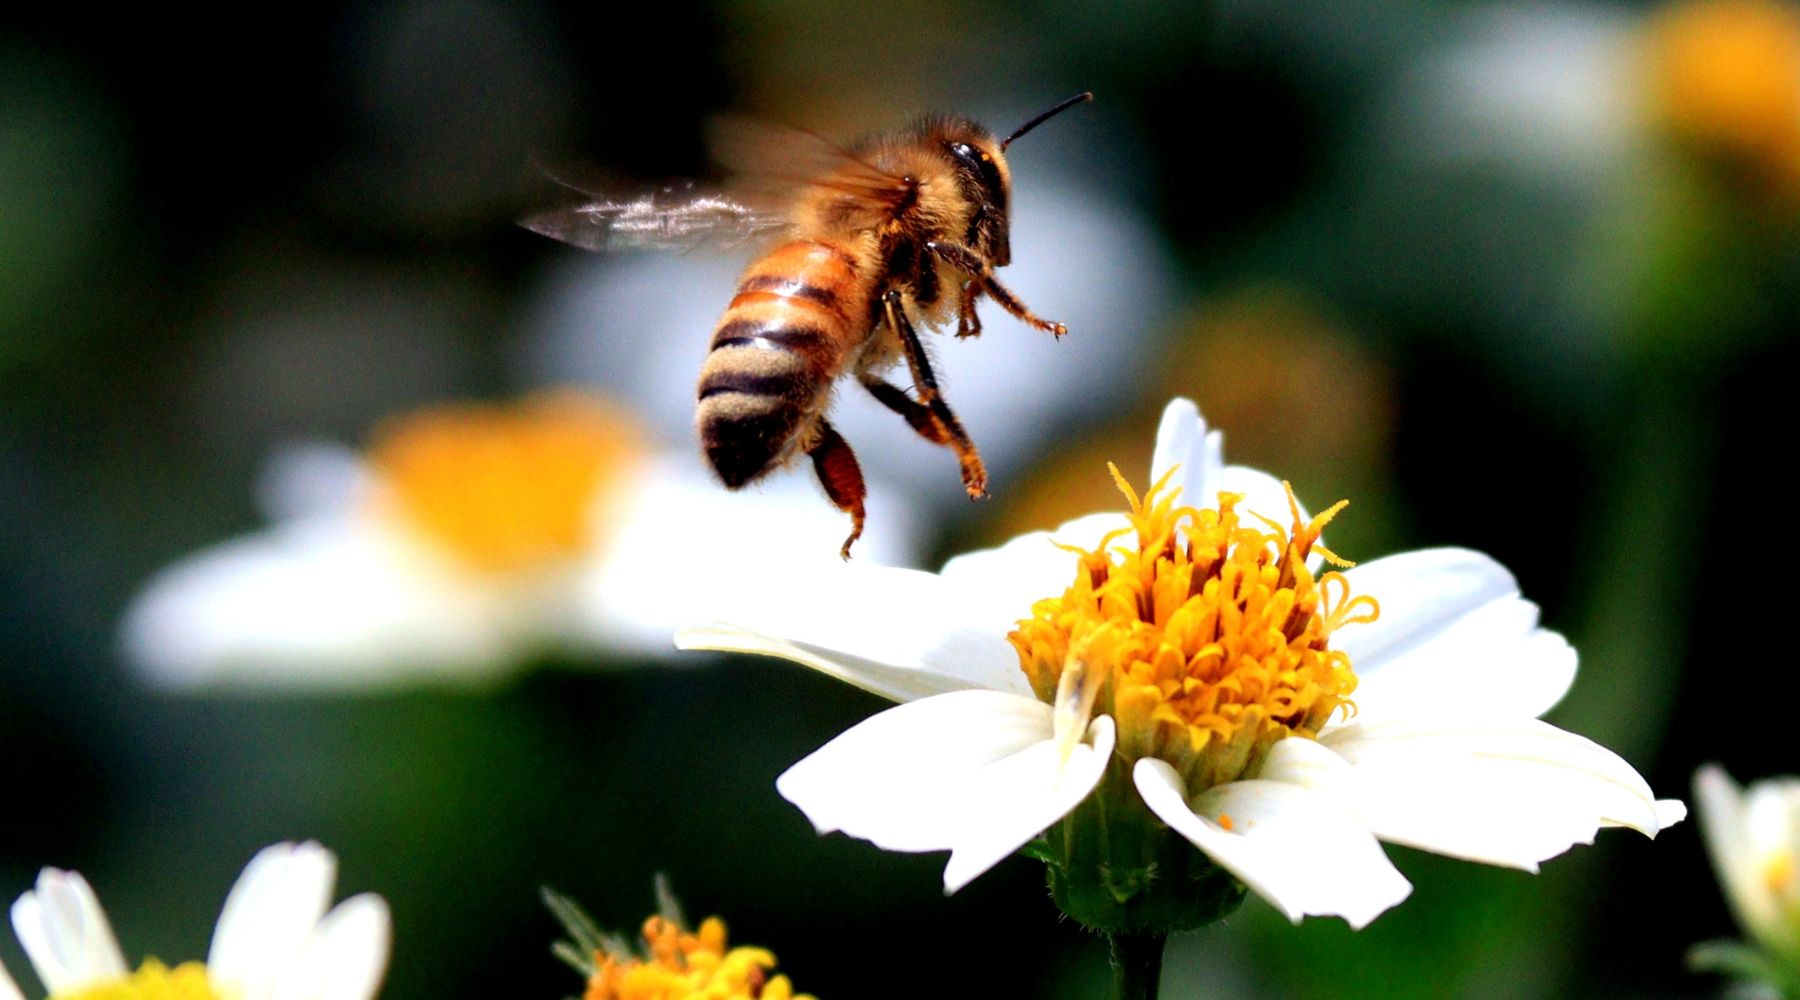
[0,841,388,1000]
[516,177,1175,517]
[1402,1,1800,194]
[122,392,917,690]
[1402,5,1642,184]
[679,398,1685,928]
[1696,765,1800,961]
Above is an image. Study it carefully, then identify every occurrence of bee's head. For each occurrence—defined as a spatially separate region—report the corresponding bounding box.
[934,119,1014,266]
[931,94,1091,269]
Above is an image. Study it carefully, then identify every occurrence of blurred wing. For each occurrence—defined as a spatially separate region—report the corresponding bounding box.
[708,116,914,223]
[521,180,790,253]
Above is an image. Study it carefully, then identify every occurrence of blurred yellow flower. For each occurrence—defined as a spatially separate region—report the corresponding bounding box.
[366,394,642,576]
[53,962,217,1000]
[1644,0,1800,198]
[547,886,814,1000]
[0,843,388,1000]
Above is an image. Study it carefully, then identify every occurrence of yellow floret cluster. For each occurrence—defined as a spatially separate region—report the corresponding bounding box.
[1008,467,1376,791]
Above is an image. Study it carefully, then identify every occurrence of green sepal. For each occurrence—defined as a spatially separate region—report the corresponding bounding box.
[1690,938,1800,999]
[1037,754,1245,934]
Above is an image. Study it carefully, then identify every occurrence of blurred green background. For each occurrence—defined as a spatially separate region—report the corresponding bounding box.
[2,0,1793,996]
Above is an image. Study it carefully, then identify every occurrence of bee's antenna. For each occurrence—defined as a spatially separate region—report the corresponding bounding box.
[1001,92,1094,150]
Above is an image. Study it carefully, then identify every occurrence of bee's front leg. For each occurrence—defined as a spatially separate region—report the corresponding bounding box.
[926,240,1066,339]
[873,289,988,499]
[807,419,866,560]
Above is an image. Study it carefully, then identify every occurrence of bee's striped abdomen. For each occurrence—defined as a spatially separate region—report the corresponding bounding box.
[697,240,867,488]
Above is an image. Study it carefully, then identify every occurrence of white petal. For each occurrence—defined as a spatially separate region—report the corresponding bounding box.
[1319,718,1674,871]
[120,515,513,690]
[679,561,1031,701]
[272,895,391,1000]
[937,512,1129,639]
[1332,547,1575,723]
[1697,766,1778,938]
[776,690,1059,852]
[776,690,1112,892]
[0,960,24,1000]
[1144,399,1305,548]
[584,455,922,655]
[1255,731,1362,790]
[674,625,1002,702]
[1134,759,1412,929]
[10,868,126,993]
[209,843,336,999]
[941,715,1115,894]
[1149,398,1224,509]
[1743,779,1800,859]
[254,442,370,523]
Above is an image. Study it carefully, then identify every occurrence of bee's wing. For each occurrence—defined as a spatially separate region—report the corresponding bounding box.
[520,178,791,254]
[708,117,915,224]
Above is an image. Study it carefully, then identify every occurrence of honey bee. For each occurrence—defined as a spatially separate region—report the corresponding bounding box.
[523,92,1093,557]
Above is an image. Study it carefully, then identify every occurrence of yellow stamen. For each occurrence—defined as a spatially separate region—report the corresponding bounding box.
[585,913,816,1000]
[368,393,644,575]
[54,961,223,1000]
[1009,466,1377,791]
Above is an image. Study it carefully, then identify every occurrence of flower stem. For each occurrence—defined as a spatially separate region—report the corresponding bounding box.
[1109,930,1166,1000]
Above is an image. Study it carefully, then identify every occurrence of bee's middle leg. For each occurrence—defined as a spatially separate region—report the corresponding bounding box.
[926,240,1067,339]
[807,419,866,560]
[874,289,988,498]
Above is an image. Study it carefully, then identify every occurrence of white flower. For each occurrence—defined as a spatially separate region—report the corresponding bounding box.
[677,398,1686,928]
[121,393,917,691]
[0,841,388,1000]
[1696,764,1800,960]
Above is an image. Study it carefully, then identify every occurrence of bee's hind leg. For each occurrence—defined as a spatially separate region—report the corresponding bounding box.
[871,289,989,499]
[808,419,866,560]
[927,240,1066,339]
[954,282,984,339]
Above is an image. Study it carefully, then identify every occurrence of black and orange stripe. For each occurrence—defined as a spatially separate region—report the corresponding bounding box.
[696,240,872,488]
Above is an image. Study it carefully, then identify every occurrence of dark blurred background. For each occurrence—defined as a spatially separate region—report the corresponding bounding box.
[3,1,1794,997]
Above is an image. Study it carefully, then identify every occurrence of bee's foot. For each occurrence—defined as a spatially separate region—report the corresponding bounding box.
[961,466,989,499]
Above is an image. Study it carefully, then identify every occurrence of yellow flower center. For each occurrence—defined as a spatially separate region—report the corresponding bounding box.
[1765,849,1798,899]
[53,961,223,1000]
[585,915,815,1000]
[1643,0,1800,196]
[367,393,644,576]
[1009,466,1376,790]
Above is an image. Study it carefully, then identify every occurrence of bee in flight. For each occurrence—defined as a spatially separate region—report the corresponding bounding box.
[524,92,1093,557]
